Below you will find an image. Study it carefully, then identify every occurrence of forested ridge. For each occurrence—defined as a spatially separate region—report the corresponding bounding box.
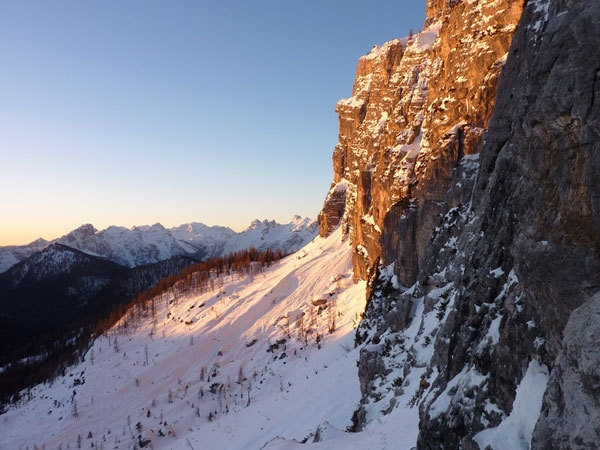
[0,247,286,408]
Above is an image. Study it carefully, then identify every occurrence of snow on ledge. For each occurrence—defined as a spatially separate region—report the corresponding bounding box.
[414,20,441,52]
[337,96,366,109]
[360,39,403,61]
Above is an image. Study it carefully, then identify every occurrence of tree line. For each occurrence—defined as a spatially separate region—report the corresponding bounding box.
[93,247,286,336]
[0,247,286,408]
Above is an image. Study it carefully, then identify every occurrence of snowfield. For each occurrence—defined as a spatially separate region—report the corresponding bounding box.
[1,228,375,449]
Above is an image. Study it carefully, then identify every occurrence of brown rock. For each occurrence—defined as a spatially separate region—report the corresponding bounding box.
[318,0,523,286]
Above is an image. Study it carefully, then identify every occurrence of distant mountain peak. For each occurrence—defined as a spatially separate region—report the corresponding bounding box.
[0,217,318,272]
[70,223,98,236]
[248,219,269,230]
[28,237,49,247]
[132,223,167,232]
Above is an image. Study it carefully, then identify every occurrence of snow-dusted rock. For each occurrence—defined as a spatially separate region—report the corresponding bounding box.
[334,0,600,448]
[57,223,186,268]
[318,0,523,284]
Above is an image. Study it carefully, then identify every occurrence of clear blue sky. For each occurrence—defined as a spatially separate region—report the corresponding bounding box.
[0,1,425,245]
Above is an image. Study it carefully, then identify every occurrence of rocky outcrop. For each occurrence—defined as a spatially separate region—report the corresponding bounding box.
[473,1,600,447]
[318,181,347,238]
[347,0,600,447]
[531,292,600,450]
[318,0,523,285]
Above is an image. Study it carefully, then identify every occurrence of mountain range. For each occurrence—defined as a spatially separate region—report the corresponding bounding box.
[0,216,317,273]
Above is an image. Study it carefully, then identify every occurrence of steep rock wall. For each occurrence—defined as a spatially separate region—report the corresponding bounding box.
[318,0,523,285]
[346,0,600,448]
[417,0,600,445]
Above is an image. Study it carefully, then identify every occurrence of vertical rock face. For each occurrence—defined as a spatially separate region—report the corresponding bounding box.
[435,0,600,443]
[318,0,523,286]
[343,0,600,448]
[468,0,600,359]
[321,0,600,448]
[318,181,347,238]
[475,1,600,448]
[531,293,600,450]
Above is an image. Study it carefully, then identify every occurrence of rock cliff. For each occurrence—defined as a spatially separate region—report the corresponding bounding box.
[321,0,600,448]
[415,0,600,445]
[318,0,522,285]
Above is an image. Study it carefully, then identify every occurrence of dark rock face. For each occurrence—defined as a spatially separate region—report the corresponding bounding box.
[415,0,600,447]
[475,0,600,355]
[318,181,347,238]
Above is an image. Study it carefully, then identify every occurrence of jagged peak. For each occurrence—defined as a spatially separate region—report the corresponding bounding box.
[64,223,98,238]
[176,222,235,236]
[249,218,265,228]
[290,215,315,226]
[103,225,130,233]
[130,222,167,233]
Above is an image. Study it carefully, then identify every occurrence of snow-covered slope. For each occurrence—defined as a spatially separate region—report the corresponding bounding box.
[2,228,449,450]
[0,238,49,274]
[0,228,373,449]
[0,217,318,272]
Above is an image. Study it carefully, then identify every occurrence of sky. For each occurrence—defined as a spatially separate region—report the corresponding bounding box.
[0,1,425,245]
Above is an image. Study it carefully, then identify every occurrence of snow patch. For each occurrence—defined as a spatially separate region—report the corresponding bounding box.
[488,316,501,344]
[337,97,366,109]
[474,359,549,450]
[490,267,504,278]
[361,39,402,61]
[415,21,441,51]
[428,366,489,419]
[529,0,550,33]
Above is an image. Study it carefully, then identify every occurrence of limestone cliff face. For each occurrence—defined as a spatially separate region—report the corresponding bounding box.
[318,0,523,285]
[342,0,600,448]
